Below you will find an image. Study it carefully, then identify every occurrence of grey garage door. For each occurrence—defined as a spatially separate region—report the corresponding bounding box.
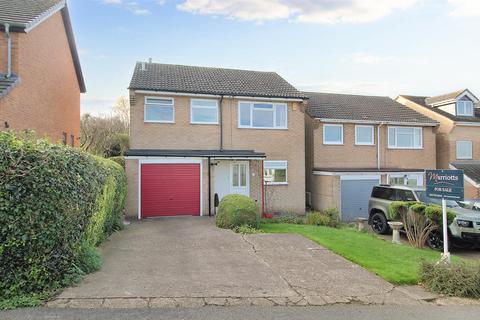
[340,179,379,222]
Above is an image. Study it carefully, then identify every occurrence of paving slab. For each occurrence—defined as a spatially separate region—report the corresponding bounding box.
[53,217,418,307]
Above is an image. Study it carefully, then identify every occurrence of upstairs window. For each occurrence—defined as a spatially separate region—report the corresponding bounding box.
[264,161,288,184]
[191,99,219,124]
[144,97,174,123]
[457,100,474,116]
[323,124,343,145]
[388,127,422,149]
[238,102,287,129]
[355,125,374,145]
[456,141,473,159]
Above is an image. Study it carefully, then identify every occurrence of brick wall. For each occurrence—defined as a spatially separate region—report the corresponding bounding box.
[0,12,80,146]
[129,93,306,213]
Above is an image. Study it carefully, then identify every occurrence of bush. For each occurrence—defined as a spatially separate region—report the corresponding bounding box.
[306,209,340,228]
[0,132,127,303]
[419,261,480,298]
[108,156,125,169]
[216,194,259,229]
[268,213,305,224]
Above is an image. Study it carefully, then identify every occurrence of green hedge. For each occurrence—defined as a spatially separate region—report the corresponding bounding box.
[216,194,259,229]
[0,132,127,300]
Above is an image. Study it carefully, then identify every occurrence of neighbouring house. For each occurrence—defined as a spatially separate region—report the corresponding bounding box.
[124,62,307,219]
[397,89,480,199]
[305,92,438,221]
[0,0,85,146]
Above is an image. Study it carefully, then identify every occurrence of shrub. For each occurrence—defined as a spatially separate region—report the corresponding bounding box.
[389,201,456,248]
[216,194,259,229]
[0,132,127,302]
[233,225,264,235]
[108,156,125,169]
[306,209,340,228]
[268,213,305,224]
[419,261,480,298]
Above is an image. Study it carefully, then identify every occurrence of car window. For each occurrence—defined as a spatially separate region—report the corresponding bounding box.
[396,190,416,201]
[372,187,395,200]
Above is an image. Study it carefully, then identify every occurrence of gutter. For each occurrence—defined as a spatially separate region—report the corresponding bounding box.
[133,90,305,102]
[315,118,438,127]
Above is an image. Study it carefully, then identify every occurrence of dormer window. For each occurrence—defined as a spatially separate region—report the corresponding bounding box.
[457,100,474,116]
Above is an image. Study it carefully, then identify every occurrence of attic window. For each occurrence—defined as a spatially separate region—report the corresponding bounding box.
[457,100,474,116]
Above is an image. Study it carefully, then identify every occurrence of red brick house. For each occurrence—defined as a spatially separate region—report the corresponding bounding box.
[0,0,85,146]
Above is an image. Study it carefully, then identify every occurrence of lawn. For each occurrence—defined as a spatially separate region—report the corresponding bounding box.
[260,223,462,285]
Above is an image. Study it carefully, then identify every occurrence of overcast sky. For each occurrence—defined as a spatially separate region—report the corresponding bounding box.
[70,0,480,115]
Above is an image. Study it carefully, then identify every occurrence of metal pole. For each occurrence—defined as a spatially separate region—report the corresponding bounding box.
[441,197,450,263]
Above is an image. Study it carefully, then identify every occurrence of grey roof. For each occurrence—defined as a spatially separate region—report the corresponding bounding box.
[304,92,438,125]
[0,75,20,97]
[0,0,65,31]
[129,62,307,99]
[400,94,480,123]
[425,89,468,106]
[125,149,266,158]
[0,0,85,93]
[451,161,480,185]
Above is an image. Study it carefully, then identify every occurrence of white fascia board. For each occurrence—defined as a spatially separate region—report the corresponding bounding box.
[24,0,66,33]
[313,170,425,176]
[454,122,480,127]
[315,118,438,127]
[125,156,265,160]
[134,90,304,102]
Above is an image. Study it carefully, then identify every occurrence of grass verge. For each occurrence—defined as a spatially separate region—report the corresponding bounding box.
[260,223,462,285]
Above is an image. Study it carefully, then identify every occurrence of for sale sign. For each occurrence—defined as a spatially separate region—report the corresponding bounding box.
[426,169,464,201]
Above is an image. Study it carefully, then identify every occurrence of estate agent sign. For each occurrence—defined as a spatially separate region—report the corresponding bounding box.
[425,169,464,263]
[426,169,464,201]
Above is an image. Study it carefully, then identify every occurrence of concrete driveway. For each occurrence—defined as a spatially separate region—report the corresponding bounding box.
[51,217,422,308]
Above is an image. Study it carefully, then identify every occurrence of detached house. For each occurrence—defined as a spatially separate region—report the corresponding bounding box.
[125,62,307,218]
[305,92,438,221]
[397,89,480,199]
[0,0,85,146]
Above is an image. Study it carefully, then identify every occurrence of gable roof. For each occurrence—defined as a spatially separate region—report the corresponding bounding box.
[304,92,437,125]
[425,89,467,106]
[399,94,480,123]
[129,62,307,100]
[0,0,85,93]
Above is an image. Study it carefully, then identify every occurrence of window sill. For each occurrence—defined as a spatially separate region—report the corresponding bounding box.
[323,142,344,145]
[238,126,288,130]
[355,143,375,146]
[264,182,288,186]
[190,122,220,125]
[387,147,423,150]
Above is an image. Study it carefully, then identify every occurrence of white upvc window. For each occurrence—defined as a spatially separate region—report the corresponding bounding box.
[238,102,287,129]
[388,126,422,149]
[355,125,374,145]
[144,97,174,123]
[457,100,474,116]
[323,124,343,145]
[190,99,219,124]
[456,141,473,159]
[264,161,288,185]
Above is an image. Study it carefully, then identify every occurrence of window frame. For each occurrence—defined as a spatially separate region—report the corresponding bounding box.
[237,101,288,130]
[457,100,474,116]
[387,126,423,149]
[323,124,344,145]
[263,160,288,185]
[190,98,220,125]
[355,125,375,146]
[144,96,175,123]
[456,140,473,160]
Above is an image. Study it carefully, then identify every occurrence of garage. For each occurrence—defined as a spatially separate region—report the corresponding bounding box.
[141,163,201,218]
[340,176,380,221]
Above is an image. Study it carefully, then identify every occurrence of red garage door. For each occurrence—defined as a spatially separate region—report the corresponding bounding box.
[141,163,201,218]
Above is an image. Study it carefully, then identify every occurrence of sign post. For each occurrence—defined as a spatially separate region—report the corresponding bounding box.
[426,169,464,263]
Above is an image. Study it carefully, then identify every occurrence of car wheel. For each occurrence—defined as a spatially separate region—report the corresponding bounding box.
[426,230,451,251]
[371,212,389,234]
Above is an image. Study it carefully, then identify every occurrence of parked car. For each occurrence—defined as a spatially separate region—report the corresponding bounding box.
[368,185,480,250]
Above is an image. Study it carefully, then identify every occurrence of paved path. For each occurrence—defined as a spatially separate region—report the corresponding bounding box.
[51,217,426,308]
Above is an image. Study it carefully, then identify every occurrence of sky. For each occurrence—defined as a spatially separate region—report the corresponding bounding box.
[69,0,480,115]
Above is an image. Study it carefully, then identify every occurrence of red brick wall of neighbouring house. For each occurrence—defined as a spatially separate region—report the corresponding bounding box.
[0,11,81,146]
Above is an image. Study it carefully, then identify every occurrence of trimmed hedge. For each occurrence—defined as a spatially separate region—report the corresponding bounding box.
[216,194,259,229]
[0,132,127,300]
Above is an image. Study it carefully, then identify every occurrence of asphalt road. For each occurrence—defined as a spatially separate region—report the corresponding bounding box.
[2,306,480,320]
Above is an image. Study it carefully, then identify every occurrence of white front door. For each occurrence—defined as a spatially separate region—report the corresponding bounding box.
[230,161,249,196]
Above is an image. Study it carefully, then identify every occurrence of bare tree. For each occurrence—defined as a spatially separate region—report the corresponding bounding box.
[113,96,130,131]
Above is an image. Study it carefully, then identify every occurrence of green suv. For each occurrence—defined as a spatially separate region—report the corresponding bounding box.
[368,185,480,249]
